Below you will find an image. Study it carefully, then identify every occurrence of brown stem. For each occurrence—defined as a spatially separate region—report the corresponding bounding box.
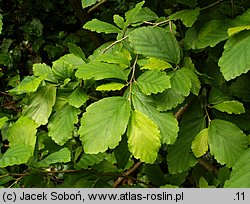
[113,161,143,188]
[88,0,108,13]
[198,158,219,175]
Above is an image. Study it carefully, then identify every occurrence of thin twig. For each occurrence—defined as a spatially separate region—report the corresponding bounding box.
[88,0,108,13]
[113,161,143,188]
[198,158,219,175]
[128,55,138,101]
[174,101,193,120]
[101,36,128,54]
[200,0,223,11]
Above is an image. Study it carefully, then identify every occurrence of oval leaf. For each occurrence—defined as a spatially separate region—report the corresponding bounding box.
[96,82,125,91]
[83,19,121,34]
[191,128,209,158]
[136,70,171,95]
[213,100,245,114]
[208,119,248,167]
[79,97,131,154]
[127,110,161,164]
[48,104,80,145]
[68,87,89,108]
[129,27,180,64]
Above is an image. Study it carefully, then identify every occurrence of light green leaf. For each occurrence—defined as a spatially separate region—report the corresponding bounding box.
[127,110,161,164]
[137,58,172,70]
[208,119,248,167]
[23,85,56,126]
[9,76,43,94]
[7,116,37,150]
[182,67,201,95]
[191,128,208,158]
[156,68,192,111]
[124,1,145,27]
[213,100,245,114]
[81,0,98,8]
[167,100,205,174]
[169,8,200,27]
[68,43,86,61]
[75,62,128,81]
[129,27,180,64]
[33,63,57,83]
[36,148,71,167]
[96,82,125,91]
[228,25,250,36]
[224,148,250,187]
[132,89,179,145]
[136,70,171,95]
[68,87,89,108]
[48,104,80,145]
[132,7,158,24]
[83,19,121,34]
[0,145,33,167]
[113,15,124,29]
[76,153,107,169]
[0,14,3,34]
[218,31,250,81]
[58,54,85,68]
[0,117,8,129]
[185,20,231,49]
[79,97,131,154]
[94,50,131,69]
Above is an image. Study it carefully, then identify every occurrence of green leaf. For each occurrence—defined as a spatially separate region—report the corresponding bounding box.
[76,153,107,169]
[33,63,57,83]
[213,100,245,114]
[136,70,171,95]
[208,119,248,167]
[23,85,56,126]
[68,87,89,108]
[0,145,33,167]
[36,148,71,167]
[48,104,80,145]
[185,20,231,49]
[183,67,201,95]
[137,58,172,70]
[114,136,131,169]
[224,148,250,187]
[169,8,200,27]
[94,50,131,69]
[96,82,125,91]
[132,89,179,145]
[191,128,209,158]
[68,43,87,61]
[81,0,98,8]
[75,62,128,81]
[0,117,8,129]
[177,0,197,7]
[124,1,145,27]
[7,116,37,150]
[156,68,192,111]
[167,100,205,174]
[228,25,250,36]
[9,76,43,94]
[129,27,180,64]
[113,15,124,29]
[79,97,131,154]
[0,14,2,34]
[132,7,158,24]
[218,31,250,81]
[144,164,166,187]
[83,19,121,34]
[127,110,161,164]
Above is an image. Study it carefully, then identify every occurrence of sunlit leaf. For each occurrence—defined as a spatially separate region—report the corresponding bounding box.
[79,97,131,154]
[33,63,57,83]
[48,104,80,145]
[208,119,248,167]
[23,85,56,126]
[129,27,180,64]
[36,148,71,167]
[68,87,89,108]
[191,128,208,158]
[218,31,250,81]
[228,25,250,36]
[81,0,98,8]
[96,82,125,91]
[136,70,171,95]
[0,117,8,129]
[213,100,245,114]
[83,19,121,34]
[137,58,172,70]
[127,110,161,164]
